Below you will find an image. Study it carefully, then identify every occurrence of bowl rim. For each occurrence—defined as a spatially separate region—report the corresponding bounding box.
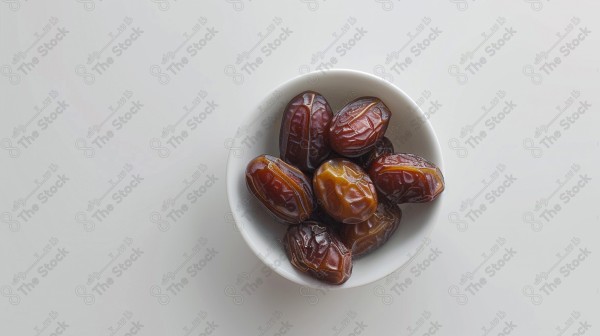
[226,68,445,289]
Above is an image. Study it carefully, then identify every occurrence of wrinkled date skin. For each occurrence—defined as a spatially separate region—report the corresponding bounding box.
[313,159,378,224]
[284,221,352,284]
[246,155,314,224]
[369,153,445,203]
[358,136,394,170]
[280,91,333,172]
[329,97,391,157]
[339,199,402,257]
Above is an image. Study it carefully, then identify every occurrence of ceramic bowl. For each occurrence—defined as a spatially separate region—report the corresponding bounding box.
[226,69,444,289]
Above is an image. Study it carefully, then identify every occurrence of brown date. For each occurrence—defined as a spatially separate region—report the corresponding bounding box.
[357,136,394,170]
[329,97,391,157]
[279,91,333,172]
[339,199,402,257]
[284,221,352,285]
[313,159,378,224]
[245,155,314,224]
[368,153,444,203]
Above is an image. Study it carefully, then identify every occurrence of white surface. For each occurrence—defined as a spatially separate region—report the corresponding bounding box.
[227,69,445,289]
[1,1,599,335]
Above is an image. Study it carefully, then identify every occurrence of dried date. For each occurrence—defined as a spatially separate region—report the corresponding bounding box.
[313,159,378,224]
[357,136,394,170]
[329,97,391,157]
[245,155,314,223]
[284,221,352,284]
[279,91,333,172]
[339,199,402,257]
[368,153,444,203]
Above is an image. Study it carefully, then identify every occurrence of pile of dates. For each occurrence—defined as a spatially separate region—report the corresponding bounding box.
[245,91,445,285]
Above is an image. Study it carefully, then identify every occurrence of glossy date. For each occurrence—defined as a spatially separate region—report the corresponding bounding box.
[245,155,314,224]
[313,159,378,224]
[284,221,352,284]
[358,136,394,170]
[368,153,444,203]
[339,199,402,257]
[279,91,333,172]
[329,97,391,157]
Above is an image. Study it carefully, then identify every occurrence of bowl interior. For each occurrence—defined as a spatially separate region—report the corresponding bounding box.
[227,69,444,289]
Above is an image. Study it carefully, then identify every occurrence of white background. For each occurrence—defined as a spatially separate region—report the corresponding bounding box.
[1,1,599,335]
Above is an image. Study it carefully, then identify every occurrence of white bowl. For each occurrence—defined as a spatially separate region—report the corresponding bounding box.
[226,69,445,289]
